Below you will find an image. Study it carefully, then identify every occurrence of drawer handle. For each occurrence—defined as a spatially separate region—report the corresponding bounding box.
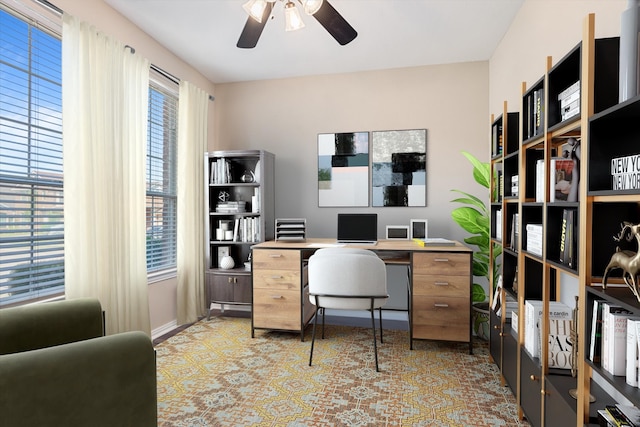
[227,277,237,283]
[434,258,449,262]
[271,295,283,299]
[270,275,283,279]
[530,375,539,382]
[269,254,283,258]
[434,303,449,308]
[434,281,449,286]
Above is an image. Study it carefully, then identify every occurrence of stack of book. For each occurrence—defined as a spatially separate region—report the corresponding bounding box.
[558,81,580,122]
[216,201,246,213]
[598,404,640,426]
[524,300,572,366]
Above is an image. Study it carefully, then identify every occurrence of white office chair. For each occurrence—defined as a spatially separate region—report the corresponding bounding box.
[307,247,388,371]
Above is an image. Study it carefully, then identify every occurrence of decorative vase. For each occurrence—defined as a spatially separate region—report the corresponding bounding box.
[220,255,235,270]
[472,302,490,341]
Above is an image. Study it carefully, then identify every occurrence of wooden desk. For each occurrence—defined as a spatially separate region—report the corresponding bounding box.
[250,238,473,352]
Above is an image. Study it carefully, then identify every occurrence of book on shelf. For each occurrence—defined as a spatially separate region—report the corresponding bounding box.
[548,317,573,370]
[525,223,543,256]
[534,88,544,137]
[598,408,617,426]
[495,209,502,241]
[510,213,519,251]
[601,302,634,376]
[535,159,544,202]
[559,209,576,268]
[550,154,579,202]
[627,318,640,387]
[616,404,640,427]
[590,299,607,363]
[524,300,571,360]
[413,238,455,247]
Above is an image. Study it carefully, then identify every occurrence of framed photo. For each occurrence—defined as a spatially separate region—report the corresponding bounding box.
[217,246,230,266]
[410,219,428,239]
[318,131,369,207]
[372,129,427,207]
[386,225,410,240]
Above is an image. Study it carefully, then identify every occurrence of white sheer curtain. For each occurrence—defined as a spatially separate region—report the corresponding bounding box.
[62,13,151,335]
[176,81,209,325]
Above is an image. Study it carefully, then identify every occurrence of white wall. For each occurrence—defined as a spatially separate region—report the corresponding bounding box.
[489,0,626,118]
[214,62,489,242]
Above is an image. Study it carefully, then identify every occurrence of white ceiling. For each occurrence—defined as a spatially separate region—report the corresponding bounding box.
[104,0,524,84]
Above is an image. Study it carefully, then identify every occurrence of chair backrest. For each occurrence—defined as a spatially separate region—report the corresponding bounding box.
[308,248,387,310]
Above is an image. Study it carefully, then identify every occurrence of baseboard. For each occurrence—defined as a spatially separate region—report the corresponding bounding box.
[152,320,178,340]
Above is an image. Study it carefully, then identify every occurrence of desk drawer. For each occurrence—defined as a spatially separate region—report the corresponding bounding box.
[253,269,300,291]
[253,249,300,271]
[412,295,469,342]
[413,252,469,276]
[253,288,300,330]
[413,274,469,297]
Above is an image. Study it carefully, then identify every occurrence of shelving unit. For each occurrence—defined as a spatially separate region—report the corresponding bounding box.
[489,14,631,426]
[204,150,275,318]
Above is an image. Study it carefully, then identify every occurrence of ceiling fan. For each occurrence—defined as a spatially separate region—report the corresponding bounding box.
[237,0,357,49]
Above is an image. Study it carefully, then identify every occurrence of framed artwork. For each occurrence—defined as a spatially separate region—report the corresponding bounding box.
[371,129,427,207]
[318,132,369,207]
[386,225,410,240]
[410,219,428,239]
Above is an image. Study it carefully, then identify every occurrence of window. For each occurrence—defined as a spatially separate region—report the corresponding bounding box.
[0,7,63,307]
[146,81,178,273]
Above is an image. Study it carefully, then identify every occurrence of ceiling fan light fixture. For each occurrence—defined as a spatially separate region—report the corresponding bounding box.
[302,0,323,15]
[242,0,267,23]
[284,1,305,31]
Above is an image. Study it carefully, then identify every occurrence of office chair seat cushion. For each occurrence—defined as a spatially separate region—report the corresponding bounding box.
[308,251,388,311]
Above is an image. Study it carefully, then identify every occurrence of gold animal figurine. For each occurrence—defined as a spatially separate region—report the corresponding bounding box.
[602,222,640,302]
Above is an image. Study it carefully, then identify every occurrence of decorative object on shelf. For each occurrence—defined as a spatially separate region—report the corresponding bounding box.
[372,129,427,207]
[619,0,640,102]
[241,169,255,183]
[410,219,428,240]
[385,225,410,240]
[451,151,502,306]
[218,190,230,203]
[219,255,235,270]
[611,152,640,191]
[318,132,369,207]
[602,221,640,301]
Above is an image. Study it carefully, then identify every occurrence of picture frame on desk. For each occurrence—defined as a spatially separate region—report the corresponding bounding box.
[410,219,428,240]
[386,225,410,240]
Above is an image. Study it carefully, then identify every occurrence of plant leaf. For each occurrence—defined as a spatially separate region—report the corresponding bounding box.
[452,207,485,234]
[462,151,491,189]
[472,283,486,302]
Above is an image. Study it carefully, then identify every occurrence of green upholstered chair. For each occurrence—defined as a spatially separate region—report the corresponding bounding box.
[0,298,157,427]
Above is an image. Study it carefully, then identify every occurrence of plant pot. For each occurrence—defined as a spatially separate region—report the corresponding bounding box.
[472,301,490,340]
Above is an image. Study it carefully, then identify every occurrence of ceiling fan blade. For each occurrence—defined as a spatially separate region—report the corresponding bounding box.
[237,2,274,49]
[312,0,357,46]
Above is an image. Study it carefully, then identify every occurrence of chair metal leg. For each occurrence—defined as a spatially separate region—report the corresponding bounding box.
[309,300,321,366]
[378,307,383,343]
[322,306,326,339]
[370,299,380,372]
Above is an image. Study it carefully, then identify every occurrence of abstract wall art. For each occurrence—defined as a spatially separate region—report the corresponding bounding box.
[318,132,369,207]
[371,129,427,207]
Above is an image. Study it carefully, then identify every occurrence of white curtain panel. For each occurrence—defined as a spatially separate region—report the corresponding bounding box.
[62,13,151,335]
[176,81,208,325]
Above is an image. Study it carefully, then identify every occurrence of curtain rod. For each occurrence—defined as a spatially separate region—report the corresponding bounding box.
[32,0,214,101]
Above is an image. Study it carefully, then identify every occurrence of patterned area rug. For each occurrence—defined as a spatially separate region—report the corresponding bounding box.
[156,317,529,426]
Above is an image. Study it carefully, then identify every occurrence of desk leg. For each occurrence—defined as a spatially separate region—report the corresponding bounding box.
[407,263,413,350]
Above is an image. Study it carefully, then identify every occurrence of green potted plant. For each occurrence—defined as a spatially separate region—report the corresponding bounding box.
[451,151,502,340]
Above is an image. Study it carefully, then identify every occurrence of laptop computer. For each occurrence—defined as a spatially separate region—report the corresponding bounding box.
[336,213,378,245]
